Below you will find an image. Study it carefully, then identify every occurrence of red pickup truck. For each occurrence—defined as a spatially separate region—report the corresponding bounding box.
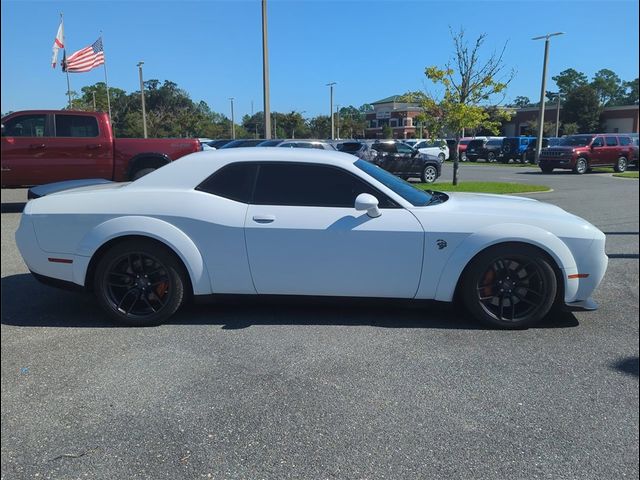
[1,110,201,187]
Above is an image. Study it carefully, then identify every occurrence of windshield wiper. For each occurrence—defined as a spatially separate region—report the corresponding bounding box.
[424,190,449,206]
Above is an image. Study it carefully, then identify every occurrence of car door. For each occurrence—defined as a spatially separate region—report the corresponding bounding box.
[1,113,50,187]
[371,142,398,173]
[604,136,619,165]
[395,141,418,174]
[47,113,113,181]
[244,162,425,298]
[589,136,606,165]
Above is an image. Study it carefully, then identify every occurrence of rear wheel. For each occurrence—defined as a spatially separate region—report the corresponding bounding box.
[460,152,468,162]
[613,156,628,173]
[94,239,187,326]
[573,157,588,174]
[421,165,438,183]
[461,244,557,329]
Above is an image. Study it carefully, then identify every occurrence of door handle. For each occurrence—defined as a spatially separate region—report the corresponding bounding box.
[252,215,276,224]
[29,143,46,149]
[86,144,102,150]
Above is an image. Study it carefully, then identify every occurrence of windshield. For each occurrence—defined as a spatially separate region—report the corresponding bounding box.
[558,135,594,147]
[354,159,435,207]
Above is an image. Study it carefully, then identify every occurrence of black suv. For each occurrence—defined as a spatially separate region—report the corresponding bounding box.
[370,140,442,183]
[465,138,503,162]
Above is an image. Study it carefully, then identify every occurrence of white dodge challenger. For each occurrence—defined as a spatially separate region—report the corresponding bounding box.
[16,148,608,329]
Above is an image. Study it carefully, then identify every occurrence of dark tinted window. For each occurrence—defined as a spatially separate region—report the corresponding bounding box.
[605,136,618,146]
[336,142,364,153]
[396,143,414,154]
[253,163,396,208]
[3,114,47,137]
[196,163,257,203]
[619,136,631,146]
[467,140,485,149]
[592,137,604,147]
[372,142,395,153]
[55,115,99,137]
[559,135,594,147]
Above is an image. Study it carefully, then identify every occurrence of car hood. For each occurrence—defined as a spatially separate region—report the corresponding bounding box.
[410,192,600,240]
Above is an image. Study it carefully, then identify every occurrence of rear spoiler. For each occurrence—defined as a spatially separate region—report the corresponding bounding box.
[27,178,114,200]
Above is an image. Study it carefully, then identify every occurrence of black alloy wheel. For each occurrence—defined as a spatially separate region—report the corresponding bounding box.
[462,244,557,328]
[94,239,186,326]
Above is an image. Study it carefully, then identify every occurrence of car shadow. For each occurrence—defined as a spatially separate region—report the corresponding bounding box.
[0,273,580,330]
[611,357,639,377]
[1,202,26,214]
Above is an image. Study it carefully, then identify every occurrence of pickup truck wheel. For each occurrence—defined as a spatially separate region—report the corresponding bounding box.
[94,239,187,326]
[132,167,156,180]
[421,165,438,183]
[613,156,628,173]
[487,152,496,162]
[573,157,588,174]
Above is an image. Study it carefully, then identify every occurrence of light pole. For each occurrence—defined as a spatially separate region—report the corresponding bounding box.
[229,97,235,139]
[326,82,336,139]
[137,61,148,138]
[554,92,561,137]
[262,0,271,139]
[532,32,564,162]
[336,104,341,139]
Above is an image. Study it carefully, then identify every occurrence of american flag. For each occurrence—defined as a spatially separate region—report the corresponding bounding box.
[63,37,105,73]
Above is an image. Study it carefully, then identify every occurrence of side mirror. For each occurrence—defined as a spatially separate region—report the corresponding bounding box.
[355,193,381,218]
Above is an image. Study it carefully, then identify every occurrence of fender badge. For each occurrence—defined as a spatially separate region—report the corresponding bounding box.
[436,239,447,250]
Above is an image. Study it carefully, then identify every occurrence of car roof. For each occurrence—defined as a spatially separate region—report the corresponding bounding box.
[130,147,358,190]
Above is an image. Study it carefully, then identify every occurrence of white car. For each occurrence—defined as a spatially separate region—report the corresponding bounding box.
[414,139,450,161]
[17,148,607,329]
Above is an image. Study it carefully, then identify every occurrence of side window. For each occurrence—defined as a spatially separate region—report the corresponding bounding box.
[55,115,99,137]
[605,136,618,147]
[3,114,47,137]
[372,143,393,154]
[619,136,631,146]
[592,137,604,147]
[396,143,414,154]
[196,163,257,203]
[253,163,397,208]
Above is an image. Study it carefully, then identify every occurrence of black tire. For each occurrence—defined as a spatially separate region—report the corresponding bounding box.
[438,153,445,162]
[540,166,554,174]
[461,244,558,329]
[93,239,187,326]
[501,157,511,164]
[460,152,468,162]
[487,152,496,162]
[573,157,588,174]
[613,156,628,173]
[521,152,530,164]
[132,167,156,181]
[421,165,438,183]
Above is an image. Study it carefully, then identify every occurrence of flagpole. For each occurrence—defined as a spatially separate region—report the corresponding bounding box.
[61,13,72,109]
[100,31,112,122]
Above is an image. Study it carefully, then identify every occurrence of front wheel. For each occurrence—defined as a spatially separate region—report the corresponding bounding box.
[460,152,467,162]
[461,244,558,329]
[94,239,187,326]
[573,157,588,174]
[132,167,156,181]
[421,165,438,183]
[487,152,496,163]
[613,156,628,173]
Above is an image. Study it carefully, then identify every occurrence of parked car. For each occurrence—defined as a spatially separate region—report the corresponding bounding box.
[501,136,536,163]
[538,134,635,174]
[278,139,336,150]
[17,148,608,329]
[0,110,201,187]
[370,140,442,183]
[522,137,563,163]
[458,137,486,161]
[465,138,503,162]
[207,139,234,149]
[220,139,266,148]
[415,139,450,161]
[257,139,285,147]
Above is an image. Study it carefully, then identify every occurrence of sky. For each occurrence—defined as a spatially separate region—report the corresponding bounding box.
[1,0,639,119]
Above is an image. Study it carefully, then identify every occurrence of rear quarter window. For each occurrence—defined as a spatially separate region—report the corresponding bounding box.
[196,163,258,203]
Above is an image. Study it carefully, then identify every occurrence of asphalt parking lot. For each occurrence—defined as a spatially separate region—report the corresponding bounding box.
[1,164,638,480]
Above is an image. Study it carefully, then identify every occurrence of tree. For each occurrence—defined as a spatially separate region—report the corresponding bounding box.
[562,85,601,133]
[591,69,624,106]
[402,28,513,184]
[382,124,393,139]
[552,68,588,97]
[510,96,532,108]
[308,115,331,138]
[623,78,639,104]
[523,119,556,137]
